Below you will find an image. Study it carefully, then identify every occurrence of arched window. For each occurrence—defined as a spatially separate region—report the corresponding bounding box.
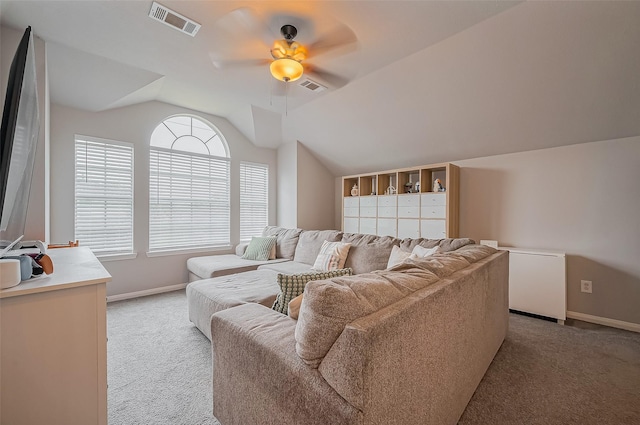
[149,115,230,251]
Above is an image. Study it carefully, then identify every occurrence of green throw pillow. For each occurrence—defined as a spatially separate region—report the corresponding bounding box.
[242,236,277,261]
[272,268,353,315]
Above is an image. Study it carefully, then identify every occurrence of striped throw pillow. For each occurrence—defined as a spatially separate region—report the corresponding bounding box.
[272,268,353,315]
[242,236,277,261]
[311,241,352,271]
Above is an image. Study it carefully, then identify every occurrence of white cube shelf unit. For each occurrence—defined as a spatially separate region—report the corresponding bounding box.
[342,163,459,239]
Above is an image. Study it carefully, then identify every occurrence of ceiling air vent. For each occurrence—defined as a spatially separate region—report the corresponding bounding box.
[299,78,327,93]
[149,2,201,37]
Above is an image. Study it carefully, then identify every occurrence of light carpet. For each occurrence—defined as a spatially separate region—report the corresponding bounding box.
[108,290,640,425]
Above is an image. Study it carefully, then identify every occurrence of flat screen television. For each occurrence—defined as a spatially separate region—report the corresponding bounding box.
[0,26,40,249]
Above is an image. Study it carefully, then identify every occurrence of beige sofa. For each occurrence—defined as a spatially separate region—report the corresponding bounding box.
[206,239,509,425]
[186,227,474,339]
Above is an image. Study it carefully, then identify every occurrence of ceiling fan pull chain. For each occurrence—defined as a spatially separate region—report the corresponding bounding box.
[285,80,289,117]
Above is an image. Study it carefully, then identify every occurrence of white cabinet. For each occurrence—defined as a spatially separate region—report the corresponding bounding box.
[343,197,359,217]
[0,247,111,425]
[502,247,566,324]
[342,163,459,238]
[421,220,446,239]
[359,196,377,217]
[359,218,377,235]
[398,219,420,239]
[377,218,397,237]
[344,217,359,233]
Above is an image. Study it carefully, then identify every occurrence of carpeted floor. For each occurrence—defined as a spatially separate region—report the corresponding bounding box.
[107,290,640,425]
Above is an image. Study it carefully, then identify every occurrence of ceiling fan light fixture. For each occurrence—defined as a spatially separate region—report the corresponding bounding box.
[270,58,304,82]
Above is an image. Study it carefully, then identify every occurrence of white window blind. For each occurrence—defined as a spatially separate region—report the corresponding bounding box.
[74,136,134,255]
[149,147,230,251]
[240,162,269,241]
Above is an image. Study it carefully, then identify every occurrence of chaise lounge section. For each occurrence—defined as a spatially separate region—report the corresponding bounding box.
[209,244,509,425]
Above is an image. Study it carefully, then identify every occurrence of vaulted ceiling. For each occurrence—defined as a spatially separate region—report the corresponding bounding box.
[2,1,639,175]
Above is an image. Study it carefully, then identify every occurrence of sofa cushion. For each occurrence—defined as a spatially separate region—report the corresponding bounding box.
[386,245,412,268]
[186,269,280,340]
[341,233,400,274]
[399,237,475,253]
[293,230,343,265]
[294,267,440,367]
[288,294,303,319]
[262,226,303,260]
[312,241,352,271]
[258,261,313,275]
[272,268,353,314]
[187,254,288,280]
[242,236,277,261]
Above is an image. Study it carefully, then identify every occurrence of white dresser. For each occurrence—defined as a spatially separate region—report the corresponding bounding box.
[0,247,111,425]
[501,247,566,324]
[342,163,459,238]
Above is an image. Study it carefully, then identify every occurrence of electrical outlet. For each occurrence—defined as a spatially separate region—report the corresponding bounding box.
[581,280,592,293]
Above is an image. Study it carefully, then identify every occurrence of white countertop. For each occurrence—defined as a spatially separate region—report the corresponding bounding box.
[0,247,111,299]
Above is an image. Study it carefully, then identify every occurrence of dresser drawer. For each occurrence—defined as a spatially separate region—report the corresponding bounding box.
[377,218,397,237]
[421,193,446,207]
[360,206,376,218]
[343,217,359,233]
[377,195,397,207]
[421,219,446,239]
[343,197,359,208]
[377,206,396,218]
[420,205,446,219]
[343,207,359,217]
[397,219,420,239]
[398,206,419,218]
[359,196,377,208]
[398,194,420,207]
[359,218,377,235]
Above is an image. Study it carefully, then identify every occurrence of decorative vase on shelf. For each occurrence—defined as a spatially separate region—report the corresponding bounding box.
[351,184,359,196]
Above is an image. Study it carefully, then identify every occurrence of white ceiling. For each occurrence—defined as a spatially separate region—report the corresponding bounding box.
[1,1,639,175]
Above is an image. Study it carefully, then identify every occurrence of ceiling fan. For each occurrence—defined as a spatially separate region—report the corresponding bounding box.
[209,8,358,92]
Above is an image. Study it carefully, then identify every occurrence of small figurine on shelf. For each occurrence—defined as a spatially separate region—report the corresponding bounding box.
[433,179,445,192]
[351,184,359,196]
[404,182,413,193]
[415,181,421,192]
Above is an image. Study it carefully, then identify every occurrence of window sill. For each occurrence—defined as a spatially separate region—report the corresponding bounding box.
[146,246,232,258]
[97,252,138,262]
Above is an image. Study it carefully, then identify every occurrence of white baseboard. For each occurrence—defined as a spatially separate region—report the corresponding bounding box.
[107,283,188,303]
[566,311,640,333]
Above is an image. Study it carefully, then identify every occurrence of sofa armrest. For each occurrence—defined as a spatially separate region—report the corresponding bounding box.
[210,303,360,425]
[235,242,249,256]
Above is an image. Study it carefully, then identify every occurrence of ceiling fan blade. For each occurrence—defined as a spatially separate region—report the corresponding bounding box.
[224,7,278,49]
[306,65,349,89]
[307,23,358,59]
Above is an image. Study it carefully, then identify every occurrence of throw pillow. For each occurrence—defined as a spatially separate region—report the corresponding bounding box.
[241,236,277,261]
[311,241,352,271]
[386,245,412,269]
[272,268,353,315]
[288,293,304,320]
[412,244,440,258]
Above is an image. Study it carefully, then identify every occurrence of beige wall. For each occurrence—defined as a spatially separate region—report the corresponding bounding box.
[277,141,338,230]
[50,102,277,297]
[277,142,297,228]
[1,26,49,242]
[456,136,640,325]
[296,143,336,230]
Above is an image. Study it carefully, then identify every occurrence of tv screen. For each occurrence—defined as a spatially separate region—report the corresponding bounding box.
[0,26,40,248]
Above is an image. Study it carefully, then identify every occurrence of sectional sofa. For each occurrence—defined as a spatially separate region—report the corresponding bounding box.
[185,227,509,425]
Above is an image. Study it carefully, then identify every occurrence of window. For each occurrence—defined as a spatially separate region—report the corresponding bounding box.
[74,136,134,256]
[240,162,269,241]
[149,115,230,252]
